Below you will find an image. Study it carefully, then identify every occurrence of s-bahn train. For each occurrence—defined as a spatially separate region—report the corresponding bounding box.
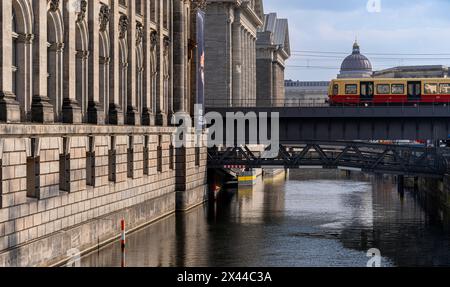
[328,78,450,105]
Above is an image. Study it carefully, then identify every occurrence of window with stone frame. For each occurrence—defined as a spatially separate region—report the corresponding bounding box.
[143,136,150,175]
[86,136,96,187]
[27,138,40,198]
[157,135,163,173]
[108,136,117,182]
[127,136,134,178]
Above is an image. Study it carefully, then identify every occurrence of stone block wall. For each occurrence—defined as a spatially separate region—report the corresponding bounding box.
[175,133,208,211]
[0,124,208,266]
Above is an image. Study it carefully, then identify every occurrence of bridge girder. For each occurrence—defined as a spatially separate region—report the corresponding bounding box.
[207,141,449,178]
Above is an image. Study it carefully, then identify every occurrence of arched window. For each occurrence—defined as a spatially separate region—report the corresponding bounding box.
[47,8,64,122]
[99,31,110,122]
[12,0,33,121]
[75,20,89,121]
[12,11,18,96]
[151,52,157,114]
[119,38,128,121]
[136,22,144,122]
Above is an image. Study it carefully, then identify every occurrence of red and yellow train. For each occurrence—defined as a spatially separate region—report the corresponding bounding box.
[328,78,450,105]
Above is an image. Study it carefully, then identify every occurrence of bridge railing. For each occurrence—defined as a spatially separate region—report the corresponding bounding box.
[207,142,450,178]
[204,99,450,108]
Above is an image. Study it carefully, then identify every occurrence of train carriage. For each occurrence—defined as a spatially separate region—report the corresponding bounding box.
[328,78,450,105]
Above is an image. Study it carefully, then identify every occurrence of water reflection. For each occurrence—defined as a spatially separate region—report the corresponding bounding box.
[81,169,450,267]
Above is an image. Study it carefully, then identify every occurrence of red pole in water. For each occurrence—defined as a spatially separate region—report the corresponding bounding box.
[121,219,126,267]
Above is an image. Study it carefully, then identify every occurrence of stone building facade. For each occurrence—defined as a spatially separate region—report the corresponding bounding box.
[256,12,290,107]
[0,0,208,267]
[204,0,264,107]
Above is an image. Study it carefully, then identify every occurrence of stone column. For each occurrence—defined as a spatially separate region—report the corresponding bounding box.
[245,31,250,106]
[0,1,20,123]
[126,0,140,126]
[241,29,246,107]
[172,0,186,114]
[31,0,53,123]
[142,1,155,126]
[272,58,278,107]
[48,42,64,121]
[87,0,104,124]
[232,17,242,108]
[156,1,168,127]
[62,0,82,124]
[108,0,124,125]
[16,33,33,121]
[251,35,256,106]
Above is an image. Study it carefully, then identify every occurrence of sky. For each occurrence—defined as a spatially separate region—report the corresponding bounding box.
[263,0,450,81]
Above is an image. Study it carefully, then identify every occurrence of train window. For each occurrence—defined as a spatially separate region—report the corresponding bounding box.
[377,84,390,94]
[391,84,405,94]
[345,84,357,94]
[440,84,450,94]
[424,83,438,94]
[333,84,339,96]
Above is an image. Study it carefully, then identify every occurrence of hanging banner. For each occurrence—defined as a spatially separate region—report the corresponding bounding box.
[195,10,206,131]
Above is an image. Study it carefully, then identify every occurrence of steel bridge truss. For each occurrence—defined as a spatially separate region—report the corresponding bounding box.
[207,141,450,178]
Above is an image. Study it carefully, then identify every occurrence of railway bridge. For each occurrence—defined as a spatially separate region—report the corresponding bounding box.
[205,104,450,178]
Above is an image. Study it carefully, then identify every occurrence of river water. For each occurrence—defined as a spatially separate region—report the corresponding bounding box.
[81,170,450,267]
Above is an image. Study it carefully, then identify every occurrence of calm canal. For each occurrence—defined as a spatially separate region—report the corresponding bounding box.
[81,170,450,267]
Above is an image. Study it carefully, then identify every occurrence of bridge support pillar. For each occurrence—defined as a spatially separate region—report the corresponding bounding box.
[175,131,208,212]
[414,177,419,193]
[398,175,405,197]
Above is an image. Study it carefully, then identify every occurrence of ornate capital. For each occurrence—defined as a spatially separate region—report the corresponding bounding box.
[99,4,110,32]
[150,30,158,50]
[190,0,207,11]
[119,15,128,39]
[100,56,111,64]
[17,33,34,44]
[163,36,171,55]
[48,0,60,12]
[76,50,90,59]
[136,22,144,46]
[50,42,65,52]
[76,0,88,23]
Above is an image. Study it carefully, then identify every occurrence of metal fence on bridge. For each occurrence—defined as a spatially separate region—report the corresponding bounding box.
[207,141,450,178]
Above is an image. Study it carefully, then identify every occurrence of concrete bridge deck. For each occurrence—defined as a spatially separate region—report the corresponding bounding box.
[206,105,450,141]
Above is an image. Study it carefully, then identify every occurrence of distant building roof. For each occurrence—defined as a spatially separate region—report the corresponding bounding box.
[258,13,291,57]
[373,65,449,78]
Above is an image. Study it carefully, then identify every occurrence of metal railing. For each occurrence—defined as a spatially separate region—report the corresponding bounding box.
[208,142,450,178]
[204,98,450,109]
